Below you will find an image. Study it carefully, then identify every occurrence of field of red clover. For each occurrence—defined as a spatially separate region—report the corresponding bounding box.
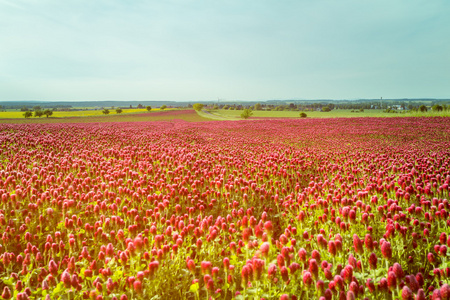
[1,117,450,300]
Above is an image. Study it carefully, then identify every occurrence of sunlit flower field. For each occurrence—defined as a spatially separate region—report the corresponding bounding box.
[1,117,449,300]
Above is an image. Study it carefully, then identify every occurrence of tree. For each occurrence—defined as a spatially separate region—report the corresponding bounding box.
[322,107,331,112]
[34,110,43,118]
[432,104,443,112]
[419,105,427,112]
[193,103,204,111]
[33,105,42,111]
[146,106,152,111]
[241,109,253,119]
[23,111,32,118]
[299,112,307,118]
[138,104,143,109]
[160,105,167,110]
[21,106,29,112]
[116,108,123,114]
[223,105,229,110]
[43,109,53,118]
[102,109,110,115]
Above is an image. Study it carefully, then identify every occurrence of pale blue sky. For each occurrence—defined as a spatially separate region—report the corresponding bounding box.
[0,0,449,101]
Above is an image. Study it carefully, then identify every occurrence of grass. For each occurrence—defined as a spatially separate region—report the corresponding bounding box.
[196,110,238,120]
[406,110,450,117]
[204,109,450,119]
[0,109,210,123]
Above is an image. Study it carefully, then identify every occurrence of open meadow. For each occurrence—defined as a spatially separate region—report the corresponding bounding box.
[203,109,450,120]
[0,116,450,299]
[0,110,209,124]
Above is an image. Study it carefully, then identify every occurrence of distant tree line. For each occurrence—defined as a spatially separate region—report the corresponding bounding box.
[205,101,450,112]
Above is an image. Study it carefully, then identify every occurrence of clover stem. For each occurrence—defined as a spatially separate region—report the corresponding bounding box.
[224,271,228,300]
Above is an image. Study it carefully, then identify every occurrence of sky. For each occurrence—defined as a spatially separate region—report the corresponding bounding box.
[0,0,449,102]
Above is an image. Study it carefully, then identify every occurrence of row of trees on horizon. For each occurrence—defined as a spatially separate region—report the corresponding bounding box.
[202,102,450,112]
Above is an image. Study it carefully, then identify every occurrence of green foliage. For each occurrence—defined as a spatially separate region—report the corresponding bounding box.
[116,108,123,114]
[322,107,331,112]
[102,109,110,115]
[23,111,32,118]
[146,106,152,111]
[193,103,204,111]
[241,109,253,119]
[43,109,53,118]
[223,105,229,110]
[160,105,167,110]
[419,105,427,112]
[34,110,43,118]
[299,112,307,118]
[254,103,262,110]
[432,104,443,112]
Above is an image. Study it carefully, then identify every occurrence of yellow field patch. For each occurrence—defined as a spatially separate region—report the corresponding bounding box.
[0,108,162,119]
